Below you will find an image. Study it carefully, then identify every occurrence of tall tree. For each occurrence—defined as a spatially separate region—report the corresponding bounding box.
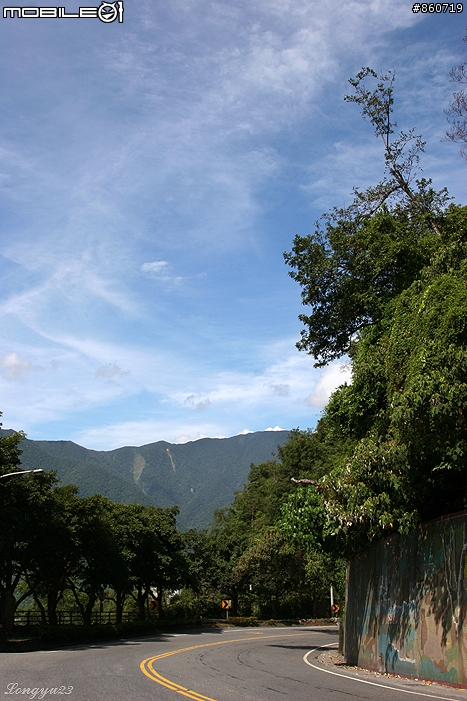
[67,494,124,626]
[284,68,450,367]
[26,485,80,626]
[207,430,346,618]
[282,68,467,557]
[111,504,186,620]
[282,205,467,556]
[0,424,57,633]
[231,530,307,619]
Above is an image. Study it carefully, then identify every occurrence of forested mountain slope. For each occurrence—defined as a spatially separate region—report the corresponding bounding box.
[0,429,289,529]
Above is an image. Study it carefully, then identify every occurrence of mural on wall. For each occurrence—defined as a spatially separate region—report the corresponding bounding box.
[343,511,467,685]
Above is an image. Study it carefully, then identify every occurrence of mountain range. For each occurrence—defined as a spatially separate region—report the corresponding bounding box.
[0,429,289,529]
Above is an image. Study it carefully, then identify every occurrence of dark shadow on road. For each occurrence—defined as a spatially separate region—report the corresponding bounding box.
[35,626,228,652]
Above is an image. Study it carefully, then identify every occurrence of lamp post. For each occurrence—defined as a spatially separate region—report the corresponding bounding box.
[0,469,43,480]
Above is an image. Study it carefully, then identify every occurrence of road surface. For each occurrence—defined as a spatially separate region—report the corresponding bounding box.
[1,626,466,701]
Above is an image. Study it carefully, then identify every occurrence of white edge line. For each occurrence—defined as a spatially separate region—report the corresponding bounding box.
[303,644,463,701]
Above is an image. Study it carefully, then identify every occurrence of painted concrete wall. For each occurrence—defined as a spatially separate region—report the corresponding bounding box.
[342,511,467,685]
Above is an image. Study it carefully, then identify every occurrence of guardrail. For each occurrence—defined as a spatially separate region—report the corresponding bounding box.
[14,611,140,626]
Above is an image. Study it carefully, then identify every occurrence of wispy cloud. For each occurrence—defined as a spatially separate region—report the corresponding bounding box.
[141,261,168,275]
[95,363,130,383]
[0,1,462,448]
[141,260,183,286]
[267,383,291,397]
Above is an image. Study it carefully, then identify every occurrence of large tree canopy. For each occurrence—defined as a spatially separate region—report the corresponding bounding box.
[281,204,467,556]
[281,66,467,557]
[284,68,452,367]
[284,192,449,366]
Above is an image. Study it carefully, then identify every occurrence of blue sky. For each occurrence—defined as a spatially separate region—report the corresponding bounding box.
[0,0,465,450]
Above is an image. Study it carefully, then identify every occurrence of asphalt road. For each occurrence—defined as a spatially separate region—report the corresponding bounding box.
[1,627,466,701]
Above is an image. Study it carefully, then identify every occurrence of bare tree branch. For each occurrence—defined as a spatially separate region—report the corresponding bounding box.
[443,35,467,160]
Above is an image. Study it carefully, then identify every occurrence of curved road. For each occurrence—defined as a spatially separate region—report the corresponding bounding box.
[1,627,465,701]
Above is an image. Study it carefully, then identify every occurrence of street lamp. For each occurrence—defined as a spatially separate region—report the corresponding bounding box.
[0,469,43,480]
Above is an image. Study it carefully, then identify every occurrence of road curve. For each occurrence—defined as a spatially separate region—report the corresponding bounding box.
[1,627,466,701]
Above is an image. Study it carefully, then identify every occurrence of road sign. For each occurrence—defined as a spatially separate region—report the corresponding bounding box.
[331,603,339,614]
[221,599,231,610]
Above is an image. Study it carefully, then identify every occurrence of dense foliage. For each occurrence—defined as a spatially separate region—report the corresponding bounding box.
[200,430,346,619]
[281,68,467,557]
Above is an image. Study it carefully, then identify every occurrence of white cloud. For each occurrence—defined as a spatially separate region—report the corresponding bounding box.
[169,348,350,418]
[306,362,352,407]
[0,352,43,380]
[265,425,286,432]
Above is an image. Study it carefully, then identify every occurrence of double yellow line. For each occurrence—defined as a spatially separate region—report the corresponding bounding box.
[140,631,311,701]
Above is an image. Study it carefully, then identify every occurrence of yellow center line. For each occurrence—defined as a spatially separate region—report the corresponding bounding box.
[140,631,314,701]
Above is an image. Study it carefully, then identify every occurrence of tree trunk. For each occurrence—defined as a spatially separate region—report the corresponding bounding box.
[47,589,60,626]
[0,624,7,651]
[83,589,97,626]
[68,580,86,624]
[0,590,16,635]
[0,562,19,635]
[136,582,146,621]
[115,590,126,624]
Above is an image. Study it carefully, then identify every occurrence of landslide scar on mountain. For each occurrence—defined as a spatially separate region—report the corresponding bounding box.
[133,453,146,483]
[166,447,176,473]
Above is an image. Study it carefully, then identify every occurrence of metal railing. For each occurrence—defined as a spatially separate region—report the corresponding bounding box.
[14,610,141,626]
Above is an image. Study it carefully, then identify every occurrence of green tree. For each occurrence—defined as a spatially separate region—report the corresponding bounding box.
[282,209,467,555]
[284,68,451,367]
[327,224,467,535]
[231,529,307,619]
[207,430,345,618]
[344,68,443,233]
[0,425,58,634]
[110,504,186,620]
[207,506,249,616]
[282,68,467,558]
[284,196,447,366]
[26,484,81,626]
[67,494,125,626]
[181,529,222,619]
